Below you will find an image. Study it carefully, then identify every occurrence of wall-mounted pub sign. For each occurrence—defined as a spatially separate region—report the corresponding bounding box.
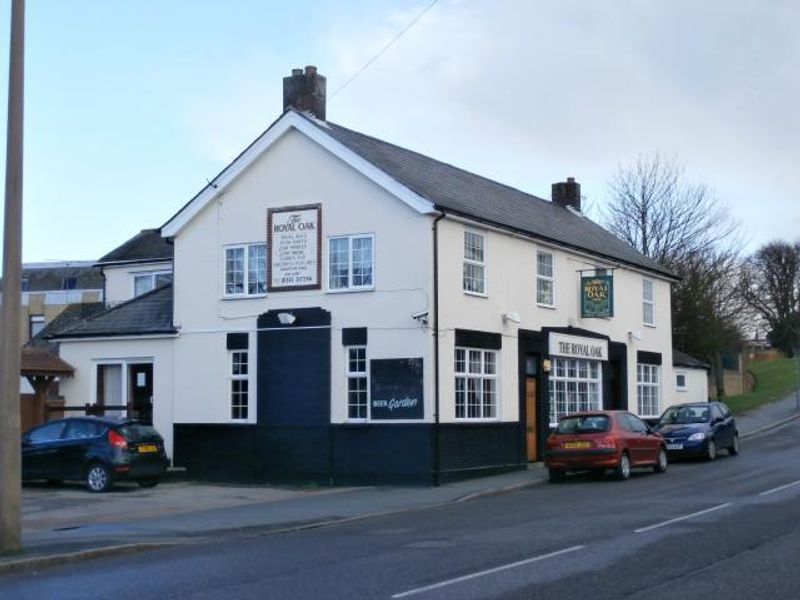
[581,274,614,318]
[267,204,322,292]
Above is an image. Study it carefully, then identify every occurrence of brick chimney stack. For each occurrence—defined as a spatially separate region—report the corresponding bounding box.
[552,177,581,212]
[283,65,326,121]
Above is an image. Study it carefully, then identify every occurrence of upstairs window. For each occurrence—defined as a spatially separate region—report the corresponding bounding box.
[463,231,486,295]
[225,244,267,296]
[329,235,374,291]
[536,250,554,306]
[133,271,172,297]
[643,279,655,326]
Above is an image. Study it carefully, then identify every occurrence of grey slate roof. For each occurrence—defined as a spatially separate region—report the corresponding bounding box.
[27,302,106,349]
[97,229,173,266]
[300,112,675,279]
[673,349,711,370]
[47,285,175,339]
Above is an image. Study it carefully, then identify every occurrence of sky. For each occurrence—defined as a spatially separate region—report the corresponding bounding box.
[0,0,798,263]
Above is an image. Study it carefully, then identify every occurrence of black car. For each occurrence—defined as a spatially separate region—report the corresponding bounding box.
[653,402,739,460]
[22,417,169,492]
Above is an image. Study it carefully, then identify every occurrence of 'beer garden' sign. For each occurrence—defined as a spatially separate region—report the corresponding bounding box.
[267,204,321,292]
[581,274,614,318]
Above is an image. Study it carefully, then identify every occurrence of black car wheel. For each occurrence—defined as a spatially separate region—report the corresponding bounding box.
[653,448,668,473]
[614,453,631,481]
[548,468,565,483]
[86,463,112,493]
[729,434,739,456]
[705,438,717,462]
[137,477,160,489]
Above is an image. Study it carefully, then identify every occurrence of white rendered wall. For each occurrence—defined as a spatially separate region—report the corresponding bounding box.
[674,368,710,403]
[436,218,677,422]
[171,128,434,425]
[58,338,175,457]
[103,261,173,305]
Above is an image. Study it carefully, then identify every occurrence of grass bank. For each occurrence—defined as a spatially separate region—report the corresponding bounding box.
[725,356,800,415]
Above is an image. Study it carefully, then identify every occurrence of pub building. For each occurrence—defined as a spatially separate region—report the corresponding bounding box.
[50,67,694,484]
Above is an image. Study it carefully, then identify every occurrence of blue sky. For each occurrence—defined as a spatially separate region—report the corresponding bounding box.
[1,0,798,262]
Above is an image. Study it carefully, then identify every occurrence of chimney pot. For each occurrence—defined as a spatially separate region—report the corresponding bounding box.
[283,65,327,120]
[552,177,582,212]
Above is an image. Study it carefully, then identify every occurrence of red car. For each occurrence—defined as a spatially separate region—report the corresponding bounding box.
[544,411,668,482]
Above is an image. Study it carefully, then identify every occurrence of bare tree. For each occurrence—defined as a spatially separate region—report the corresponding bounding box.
[605,153,744,397]
[740,241,800,357]
[606,154,738,266]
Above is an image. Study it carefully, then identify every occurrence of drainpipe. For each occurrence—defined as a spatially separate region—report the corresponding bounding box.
[432,209,445,486]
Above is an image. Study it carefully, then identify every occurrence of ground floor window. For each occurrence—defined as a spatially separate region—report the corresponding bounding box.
[347,346,368,419]
[637,363,660,417]
[548,358,601,426]
[455,347,498,419]
[230,350,249,420]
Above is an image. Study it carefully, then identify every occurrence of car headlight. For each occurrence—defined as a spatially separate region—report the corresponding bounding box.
[688,432,706,441]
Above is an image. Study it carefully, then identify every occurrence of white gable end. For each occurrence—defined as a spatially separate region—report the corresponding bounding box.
[162,111,437,238]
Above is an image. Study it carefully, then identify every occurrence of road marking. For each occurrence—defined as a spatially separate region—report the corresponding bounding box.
[759,479,800,497]
[391,545,585,598]
[634,503,733,534]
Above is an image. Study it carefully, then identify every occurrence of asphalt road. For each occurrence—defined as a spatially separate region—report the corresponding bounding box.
[2,420,800,600]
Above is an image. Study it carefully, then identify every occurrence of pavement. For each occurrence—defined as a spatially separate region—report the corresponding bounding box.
[2,392,799,575]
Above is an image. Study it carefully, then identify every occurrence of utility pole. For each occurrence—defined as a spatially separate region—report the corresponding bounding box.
[0,0,25,554]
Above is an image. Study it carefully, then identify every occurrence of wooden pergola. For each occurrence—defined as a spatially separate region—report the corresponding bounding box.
[20,347,75,426]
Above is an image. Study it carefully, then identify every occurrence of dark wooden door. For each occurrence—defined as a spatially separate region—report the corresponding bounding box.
[129,364,153,425]
[526,377,538,461]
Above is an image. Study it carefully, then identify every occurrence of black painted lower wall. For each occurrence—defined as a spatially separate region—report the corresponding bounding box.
[174,422,526,485]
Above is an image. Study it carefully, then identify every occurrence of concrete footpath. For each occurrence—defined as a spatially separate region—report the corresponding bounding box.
[2,394,799,574]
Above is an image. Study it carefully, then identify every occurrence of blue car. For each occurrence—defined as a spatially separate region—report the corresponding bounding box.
[653,402,739,461]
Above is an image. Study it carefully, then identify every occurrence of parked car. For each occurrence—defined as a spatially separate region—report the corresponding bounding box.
[544,411,668,483]
[653,401,738,460]
[22,416,169,493]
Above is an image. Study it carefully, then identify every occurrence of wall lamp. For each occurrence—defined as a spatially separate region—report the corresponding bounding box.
[277,312,297,325]
[503,311,521,324]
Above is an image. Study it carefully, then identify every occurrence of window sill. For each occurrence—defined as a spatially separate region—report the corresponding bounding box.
[643,322,656,328]
[453,418,500,423]
[463,291,488,299]
[222,294,267,301]
[536,302,556,309]
[326,287,375,294]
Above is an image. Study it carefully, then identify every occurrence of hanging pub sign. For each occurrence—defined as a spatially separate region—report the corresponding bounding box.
[581,274,614,318]
[267,204,322,292]
[370,358,424,420]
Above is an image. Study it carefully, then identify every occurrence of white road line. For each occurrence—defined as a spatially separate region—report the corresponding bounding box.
[391,545,585,599]
[634,503,733,534]
[759,479,800,497]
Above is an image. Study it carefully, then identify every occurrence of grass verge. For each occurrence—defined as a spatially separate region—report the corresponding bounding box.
[725,356,800,415]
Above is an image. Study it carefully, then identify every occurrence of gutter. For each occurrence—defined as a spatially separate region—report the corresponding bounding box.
[432,209,446,486]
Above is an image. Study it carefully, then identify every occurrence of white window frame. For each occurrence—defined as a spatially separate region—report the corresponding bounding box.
[223,243,267,298]
[637,363,661,417]
[345,346,369,420]
[643,278,655,326]
[29,314,45,339]
[462,230,487,297]
[132,270,172,298]
[675,371,688,392]
[327,234,375,293]
[454,347,498,420]
[229,350,250,421]
[536,249,555,307]
[548,357,602,426]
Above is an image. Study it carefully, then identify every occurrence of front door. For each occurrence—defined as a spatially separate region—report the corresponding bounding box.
[129,364,153,425]
[526,377,538,461]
